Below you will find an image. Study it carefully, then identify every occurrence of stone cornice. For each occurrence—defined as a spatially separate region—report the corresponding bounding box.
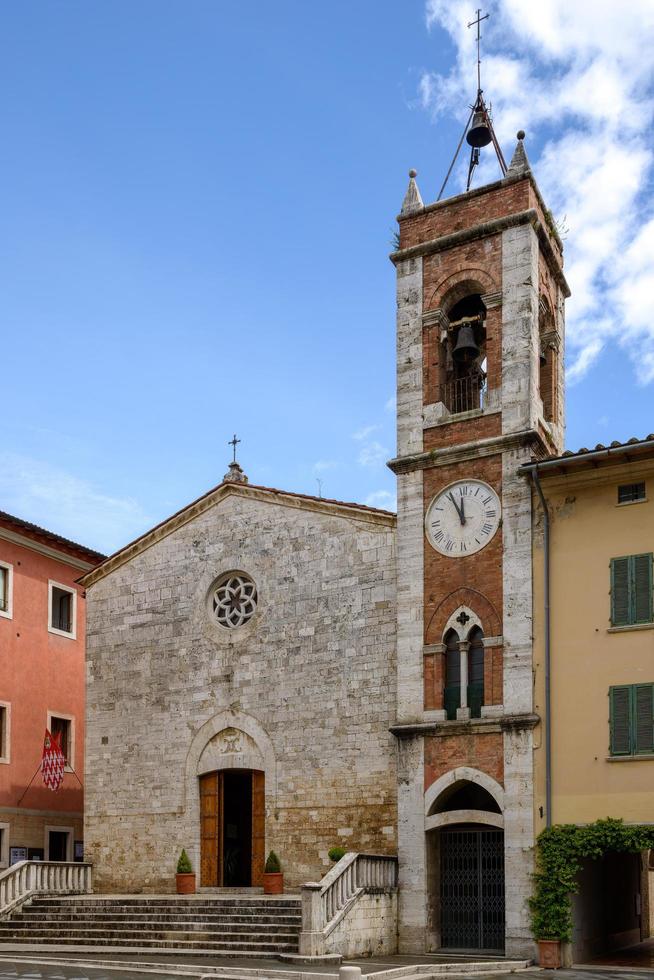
[390,208,570,298]
[389,713,539,738]
[387,429,543,475]
[80,483,396,589]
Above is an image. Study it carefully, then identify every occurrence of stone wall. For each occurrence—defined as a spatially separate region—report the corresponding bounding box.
[84,489,397,892]
[324,891,398,958]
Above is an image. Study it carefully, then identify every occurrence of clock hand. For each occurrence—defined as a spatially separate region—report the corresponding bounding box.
[448,492,465,526]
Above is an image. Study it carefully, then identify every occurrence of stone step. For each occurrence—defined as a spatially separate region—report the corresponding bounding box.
[0,934,298,953]
[12,911,301,925]
[6,894,301,954]
[0,920,299,942]
[27,895,302,911]
[0,922,301,937]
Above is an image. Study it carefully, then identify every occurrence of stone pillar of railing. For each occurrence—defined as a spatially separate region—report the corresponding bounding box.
[298,882,325,957]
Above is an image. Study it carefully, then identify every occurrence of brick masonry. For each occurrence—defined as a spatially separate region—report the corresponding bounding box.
[84,490,397,893]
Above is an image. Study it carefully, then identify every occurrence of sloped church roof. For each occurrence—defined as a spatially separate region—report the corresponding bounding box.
[79,477,396,589]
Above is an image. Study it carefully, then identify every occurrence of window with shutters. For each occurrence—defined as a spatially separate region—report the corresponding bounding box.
[610,554,653,626]
[48,581,77,639]
[609,684,654,756]
[0,703,9,763]
[47,713,74,769]
[0,562,12,619]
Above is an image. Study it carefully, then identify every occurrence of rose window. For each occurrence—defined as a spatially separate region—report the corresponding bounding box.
[211,573,258,629]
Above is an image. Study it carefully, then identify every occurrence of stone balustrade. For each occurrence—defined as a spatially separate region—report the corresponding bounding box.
[299,852,398,958]
[0,861,92,919]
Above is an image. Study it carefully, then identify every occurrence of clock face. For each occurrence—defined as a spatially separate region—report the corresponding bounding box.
[425,480,501,557]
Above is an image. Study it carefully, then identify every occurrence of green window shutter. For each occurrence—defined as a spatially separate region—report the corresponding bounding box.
[611,557,631,625]
[609,686,632,755]
[467,682,484,719]
[444,685,460,721]
[632,554,653,624]
[633,684,654,754]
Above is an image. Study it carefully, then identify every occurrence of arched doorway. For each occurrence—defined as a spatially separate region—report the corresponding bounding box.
[200,768,265,887]
[426,777,505,952]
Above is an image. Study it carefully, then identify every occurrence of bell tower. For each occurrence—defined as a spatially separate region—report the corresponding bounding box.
[389,134,569,956]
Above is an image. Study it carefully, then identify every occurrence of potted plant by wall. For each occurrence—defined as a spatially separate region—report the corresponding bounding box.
[263,850,283,894]
[176,849,196,895]
[536,937,562,970]
[328,846,346,863]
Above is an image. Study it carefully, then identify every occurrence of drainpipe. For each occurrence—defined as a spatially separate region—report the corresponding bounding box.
[531,465,552,828]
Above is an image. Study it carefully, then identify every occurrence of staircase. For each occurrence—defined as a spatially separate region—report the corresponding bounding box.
[0,894,302,955]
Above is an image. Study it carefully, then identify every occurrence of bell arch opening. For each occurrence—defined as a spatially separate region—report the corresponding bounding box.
[439,293,487,414]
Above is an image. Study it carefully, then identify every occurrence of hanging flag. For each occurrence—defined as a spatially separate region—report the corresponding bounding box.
[41,729,65,792]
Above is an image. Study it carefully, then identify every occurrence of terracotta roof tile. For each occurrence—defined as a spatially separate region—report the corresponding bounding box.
[0,509,106,563]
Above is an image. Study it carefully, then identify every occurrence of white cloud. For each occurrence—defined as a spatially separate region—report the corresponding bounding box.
[365,489,397,511]
[384,395,397,413]
[0,453,149,555]
[422,0,654,383]
[312,459,339,473]
[352,424,381,441]
[358,441,390,468]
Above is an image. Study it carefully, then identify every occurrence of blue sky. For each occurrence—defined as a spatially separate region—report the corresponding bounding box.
[2,1,653,554]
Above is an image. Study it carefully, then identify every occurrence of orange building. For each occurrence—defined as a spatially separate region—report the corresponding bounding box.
[0,510,103,865]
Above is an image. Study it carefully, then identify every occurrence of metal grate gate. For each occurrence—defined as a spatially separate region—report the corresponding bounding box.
[440,827,505,951]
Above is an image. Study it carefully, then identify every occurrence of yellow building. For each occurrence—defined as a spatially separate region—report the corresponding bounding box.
[525,436,654,962]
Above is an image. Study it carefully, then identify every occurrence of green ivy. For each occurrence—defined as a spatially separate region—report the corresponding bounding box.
[530,818,654,942]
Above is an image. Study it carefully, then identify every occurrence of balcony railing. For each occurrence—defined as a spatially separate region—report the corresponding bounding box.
[438,375,486,415]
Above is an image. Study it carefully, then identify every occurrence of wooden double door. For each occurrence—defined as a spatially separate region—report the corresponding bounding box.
[200,768,265,887]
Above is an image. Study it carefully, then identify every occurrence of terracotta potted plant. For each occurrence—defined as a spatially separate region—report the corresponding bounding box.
[537,938,562,969]
[263,850,283,894]
[176,849,196,894]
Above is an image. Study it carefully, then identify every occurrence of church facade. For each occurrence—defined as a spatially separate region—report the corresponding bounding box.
[81,478,397,894]
[82,135,568,958]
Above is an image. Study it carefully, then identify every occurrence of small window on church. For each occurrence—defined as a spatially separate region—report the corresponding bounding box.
[210,572,258,630]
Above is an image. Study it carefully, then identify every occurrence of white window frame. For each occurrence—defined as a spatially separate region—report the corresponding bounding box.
[0,823,9,869]
[47,710,75,773]
[0,561,13,620]
[47,580,77,639]
[44,825,74,862]
[0,702,11,764]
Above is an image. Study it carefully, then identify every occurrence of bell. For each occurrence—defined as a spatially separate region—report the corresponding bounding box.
[466,110,492,148]
[452,324,480,363]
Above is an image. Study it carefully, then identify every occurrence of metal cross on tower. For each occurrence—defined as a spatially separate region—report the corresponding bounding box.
[228,434,241,463]
[437,9,507,200]
[468,8,489,93]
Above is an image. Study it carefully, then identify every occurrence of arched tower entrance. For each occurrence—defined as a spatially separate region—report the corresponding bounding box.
[426,773,505,952]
